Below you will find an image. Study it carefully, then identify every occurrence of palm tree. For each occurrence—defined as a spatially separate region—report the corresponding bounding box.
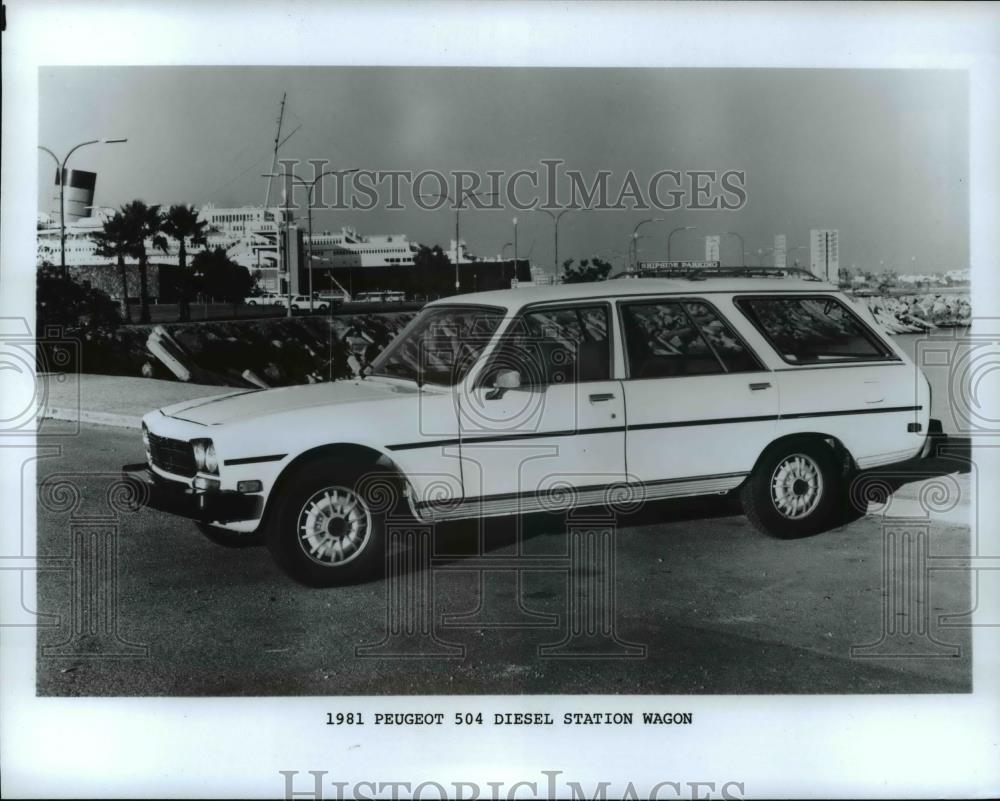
[120,200,167,324]
[90,211,133,322]
[161,204,208,322]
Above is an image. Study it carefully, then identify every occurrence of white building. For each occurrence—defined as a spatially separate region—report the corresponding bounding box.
[309,226,420,268]
[704,235,720,263]
[38,201,427,294]
[809,229,839,282]
[36,207,200,268]
[773,234,787,269]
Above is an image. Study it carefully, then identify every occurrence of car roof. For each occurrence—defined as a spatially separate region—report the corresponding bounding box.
[427,277,840,311]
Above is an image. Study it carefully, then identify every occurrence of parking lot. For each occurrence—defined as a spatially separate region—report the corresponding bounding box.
[34,420,972,696]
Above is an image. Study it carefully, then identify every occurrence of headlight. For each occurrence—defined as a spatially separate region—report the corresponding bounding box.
[191,439,219,475]
[141,424,152,463]
[204,442,219,473]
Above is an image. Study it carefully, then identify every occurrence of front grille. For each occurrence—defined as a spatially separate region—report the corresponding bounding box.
[148,432,196,477]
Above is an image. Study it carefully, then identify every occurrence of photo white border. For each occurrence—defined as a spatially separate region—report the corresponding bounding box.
[2,1,999,798]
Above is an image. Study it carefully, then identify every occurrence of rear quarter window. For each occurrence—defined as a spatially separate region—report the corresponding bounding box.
[735,295,897,365]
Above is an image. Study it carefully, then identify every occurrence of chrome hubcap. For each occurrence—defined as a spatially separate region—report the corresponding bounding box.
[770,454,823,520]
[297,486,371,566]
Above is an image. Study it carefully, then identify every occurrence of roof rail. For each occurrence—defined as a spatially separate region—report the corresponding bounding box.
[610,264,823,281]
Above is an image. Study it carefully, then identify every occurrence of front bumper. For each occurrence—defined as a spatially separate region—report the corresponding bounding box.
[122,463,263,523]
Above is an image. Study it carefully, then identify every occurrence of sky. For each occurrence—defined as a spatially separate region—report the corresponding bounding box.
[38,67,968,275]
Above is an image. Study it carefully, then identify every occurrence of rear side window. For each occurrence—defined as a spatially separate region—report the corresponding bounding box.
[620,299,762,379]
[736,296,896,364]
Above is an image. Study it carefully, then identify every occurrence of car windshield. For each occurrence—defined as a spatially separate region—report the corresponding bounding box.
[368,305,506,386]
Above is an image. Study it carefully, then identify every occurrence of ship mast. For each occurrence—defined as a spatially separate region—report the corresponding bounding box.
[263,92,287,209]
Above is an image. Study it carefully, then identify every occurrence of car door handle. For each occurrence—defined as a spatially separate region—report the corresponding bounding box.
[589,392,616,403]
[749,382,772,391]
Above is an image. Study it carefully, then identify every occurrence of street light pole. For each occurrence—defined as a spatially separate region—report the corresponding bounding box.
[629,217,665,270]
[455,206,461,292]
[38,137,128,279]
[512,217,519,287]
[724,232,745,267]
[666,226,696,262]
[536,208,572,279]
[419,189,498,295]
[283,170,292,316]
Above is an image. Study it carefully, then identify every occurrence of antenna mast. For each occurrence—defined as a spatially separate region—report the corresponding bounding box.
[263,92,287,208]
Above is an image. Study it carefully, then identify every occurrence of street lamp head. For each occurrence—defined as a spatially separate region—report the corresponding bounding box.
[512,217,518,225]
[103,138,128,144]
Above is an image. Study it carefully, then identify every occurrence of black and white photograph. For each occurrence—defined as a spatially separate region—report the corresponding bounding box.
[2,2,999,799]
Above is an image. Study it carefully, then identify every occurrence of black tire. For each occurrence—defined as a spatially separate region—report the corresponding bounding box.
[265,460,403,586]
[740,438,841,538]
[247,300,257,306]
[195,522,263,548]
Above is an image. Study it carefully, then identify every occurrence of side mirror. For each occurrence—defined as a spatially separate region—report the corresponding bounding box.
[486,369,521,400]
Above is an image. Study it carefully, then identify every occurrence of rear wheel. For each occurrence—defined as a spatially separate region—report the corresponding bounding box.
[266,462,399,586]
[740,439,841,538]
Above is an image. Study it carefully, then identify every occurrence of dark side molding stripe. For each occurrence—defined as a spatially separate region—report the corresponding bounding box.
[386,405,922,451]
[223,454,287,466]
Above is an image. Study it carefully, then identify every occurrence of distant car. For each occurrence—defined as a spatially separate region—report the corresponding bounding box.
[289,295,329,312]
[245,293,282,306]
[315,292,348,307]
[354,291,406,303]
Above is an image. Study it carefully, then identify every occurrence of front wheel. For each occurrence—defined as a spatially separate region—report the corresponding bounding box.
[740,439,841,538]
[247,299,257,306]
[266,463,400,586]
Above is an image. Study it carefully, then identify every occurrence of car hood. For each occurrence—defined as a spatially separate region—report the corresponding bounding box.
[159,378,423,425]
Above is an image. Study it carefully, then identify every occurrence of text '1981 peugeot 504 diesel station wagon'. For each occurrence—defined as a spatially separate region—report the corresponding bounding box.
[123,273,941,586]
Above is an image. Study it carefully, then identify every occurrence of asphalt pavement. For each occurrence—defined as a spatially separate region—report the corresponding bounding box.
[35,421,972,696]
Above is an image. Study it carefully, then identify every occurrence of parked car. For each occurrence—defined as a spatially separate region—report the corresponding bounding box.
[124,276,939,586]
[315,291,348,308]
[288,294,329,312]
[354,291,406,303]
[245,292,282,306]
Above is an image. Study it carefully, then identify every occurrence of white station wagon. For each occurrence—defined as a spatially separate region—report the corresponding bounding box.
[125,275,940,585]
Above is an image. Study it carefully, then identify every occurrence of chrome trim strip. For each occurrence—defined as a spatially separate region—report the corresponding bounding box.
[414,472,747,523]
